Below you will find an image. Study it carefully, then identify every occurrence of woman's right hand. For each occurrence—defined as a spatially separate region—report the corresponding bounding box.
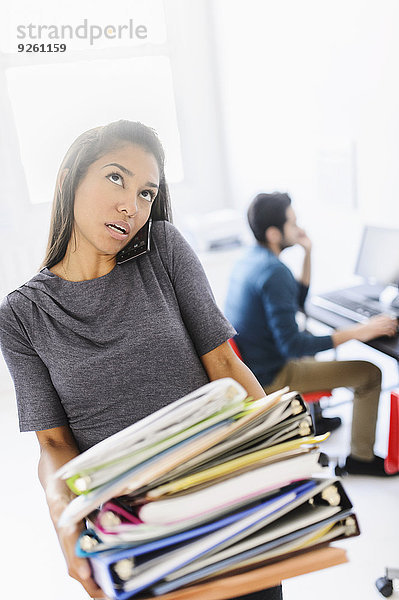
[56,519,107,598]
[36,427,108,598]
[355,314,398,342]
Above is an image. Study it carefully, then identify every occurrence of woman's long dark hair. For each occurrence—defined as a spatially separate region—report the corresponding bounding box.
[41,120,172,270]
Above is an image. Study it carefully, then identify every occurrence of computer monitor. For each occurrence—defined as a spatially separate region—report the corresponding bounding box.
[355,225,399,286]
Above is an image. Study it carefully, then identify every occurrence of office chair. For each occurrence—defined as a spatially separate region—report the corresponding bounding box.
[228,337,243,360]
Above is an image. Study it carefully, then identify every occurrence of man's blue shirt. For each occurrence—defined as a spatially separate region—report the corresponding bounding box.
[225,244,333,386]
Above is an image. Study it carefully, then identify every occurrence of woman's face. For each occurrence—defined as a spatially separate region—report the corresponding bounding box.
[71,143,160,259]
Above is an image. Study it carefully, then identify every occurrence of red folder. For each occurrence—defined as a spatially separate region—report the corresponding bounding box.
[384,391,399,475]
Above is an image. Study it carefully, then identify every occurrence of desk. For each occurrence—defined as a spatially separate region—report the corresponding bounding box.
[306,286,399,361]
[143,546,347,600]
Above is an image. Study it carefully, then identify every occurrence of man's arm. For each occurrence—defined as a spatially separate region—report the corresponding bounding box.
[288,231,397,348]
[332,314,398,346]
[297,229,312,287]
[264,267,333,359]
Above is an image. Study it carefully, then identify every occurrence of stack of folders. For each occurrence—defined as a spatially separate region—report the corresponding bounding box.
[56,378,360,600]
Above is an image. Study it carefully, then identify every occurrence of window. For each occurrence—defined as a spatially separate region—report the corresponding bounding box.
[6,56,183,204]
[2,0,182,204]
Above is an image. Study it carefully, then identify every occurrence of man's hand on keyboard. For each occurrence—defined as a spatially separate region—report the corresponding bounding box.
[355,314,398,342]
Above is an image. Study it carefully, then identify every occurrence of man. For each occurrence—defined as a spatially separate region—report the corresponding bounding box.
[225,192,397,476]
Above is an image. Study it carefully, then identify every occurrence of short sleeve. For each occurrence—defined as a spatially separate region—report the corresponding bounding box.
[162,222,236,356]
[0,295,68,432]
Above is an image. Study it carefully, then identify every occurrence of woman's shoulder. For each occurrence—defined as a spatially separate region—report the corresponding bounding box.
[0,294,12,322]
[0,289,25,336]
[150,220,185,257]
[0,270,53,316]
[151,219,179,240]
[151,219,192,251]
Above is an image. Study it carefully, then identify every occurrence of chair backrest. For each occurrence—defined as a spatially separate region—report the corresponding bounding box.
[228,338,243,361]
[385,391,399,474]
[302,390,333,404]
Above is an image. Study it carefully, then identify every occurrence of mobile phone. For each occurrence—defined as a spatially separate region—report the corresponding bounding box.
[116,219,152,264]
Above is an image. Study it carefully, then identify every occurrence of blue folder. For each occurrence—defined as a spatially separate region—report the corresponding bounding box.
[77,480,316,557]
[152,509,355,596]
[88,480,317,600]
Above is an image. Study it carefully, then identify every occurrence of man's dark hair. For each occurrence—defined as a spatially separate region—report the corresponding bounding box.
[247,192,292,243]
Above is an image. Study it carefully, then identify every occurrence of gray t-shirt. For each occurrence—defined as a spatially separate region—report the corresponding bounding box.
[0,221,236,452]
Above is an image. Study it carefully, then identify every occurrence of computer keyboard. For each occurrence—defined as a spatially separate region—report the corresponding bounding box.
[325,293,381,317]
[312,292,398,323]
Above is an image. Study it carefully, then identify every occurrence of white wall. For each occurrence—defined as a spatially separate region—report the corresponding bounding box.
[2,1,399,298]
[0,68,52,295]
[211,0,399,291]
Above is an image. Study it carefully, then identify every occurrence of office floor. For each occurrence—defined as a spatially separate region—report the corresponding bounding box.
[284,393,399,600]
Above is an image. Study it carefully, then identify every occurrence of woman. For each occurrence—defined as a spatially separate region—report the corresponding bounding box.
[0,120,282,600]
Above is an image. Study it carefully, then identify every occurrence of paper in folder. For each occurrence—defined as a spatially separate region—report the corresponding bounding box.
[57,379,294,527]
[55,378,360,599]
